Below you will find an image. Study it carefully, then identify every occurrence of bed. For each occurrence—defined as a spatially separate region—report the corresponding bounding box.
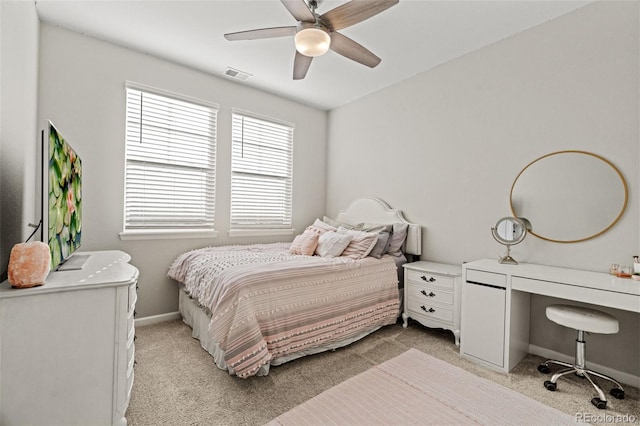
[168,197,421,378]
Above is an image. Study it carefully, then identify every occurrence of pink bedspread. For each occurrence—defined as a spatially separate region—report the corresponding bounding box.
[168,243,400,378]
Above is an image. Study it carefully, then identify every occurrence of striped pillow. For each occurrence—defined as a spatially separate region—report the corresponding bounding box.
[316,231,353,257]
[337,227,379,259]
[289,230,319,256]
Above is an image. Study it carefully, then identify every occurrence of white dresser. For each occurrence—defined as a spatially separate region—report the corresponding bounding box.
[0,250,139,426]
[402,261,462,346]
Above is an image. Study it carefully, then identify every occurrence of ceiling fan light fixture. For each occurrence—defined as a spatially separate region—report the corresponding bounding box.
[294,27,330,57]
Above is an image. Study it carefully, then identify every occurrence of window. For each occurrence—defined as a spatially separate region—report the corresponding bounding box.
[230,110,294,234]
[122,83,218,239]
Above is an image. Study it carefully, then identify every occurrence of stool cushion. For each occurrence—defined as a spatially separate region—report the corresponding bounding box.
[546,305,619,334]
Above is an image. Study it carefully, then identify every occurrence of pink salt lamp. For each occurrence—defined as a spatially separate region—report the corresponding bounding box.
[8,242,51,288]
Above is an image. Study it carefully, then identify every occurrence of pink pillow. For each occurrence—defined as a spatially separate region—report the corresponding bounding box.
[289,230,319,256]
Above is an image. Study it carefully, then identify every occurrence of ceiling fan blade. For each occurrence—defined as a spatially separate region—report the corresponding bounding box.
[293,51,313,80]
[224,26,297,41]
[320,0,399,31]
[330,32,381,68]
[281,0,315,23]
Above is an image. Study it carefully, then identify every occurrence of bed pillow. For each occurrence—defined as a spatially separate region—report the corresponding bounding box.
[307,218,337,235]
[367,229,392,259]
[386,223,409,257]
[323,217,389,234]
[316,231,353,257]
[337,227,379,259]
[322,216,354,229]
[352,222,391,233]
[289,230,320,256]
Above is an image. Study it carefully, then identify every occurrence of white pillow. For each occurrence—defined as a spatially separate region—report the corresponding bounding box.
[316,231,353,257]
[306,218,337,235]
[337,227,379,259]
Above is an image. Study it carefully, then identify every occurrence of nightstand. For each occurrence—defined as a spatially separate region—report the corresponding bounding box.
[402,261,462,346]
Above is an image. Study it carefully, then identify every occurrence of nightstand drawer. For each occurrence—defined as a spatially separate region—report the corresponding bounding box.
[407,283,453,306]
[407,298,454,323]
[406,269,454,289]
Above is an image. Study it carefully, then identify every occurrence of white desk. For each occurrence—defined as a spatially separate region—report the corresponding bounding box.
[460,259,640,375]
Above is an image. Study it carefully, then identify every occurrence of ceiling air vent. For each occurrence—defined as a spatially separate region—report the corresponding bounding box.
[224,67,252,81]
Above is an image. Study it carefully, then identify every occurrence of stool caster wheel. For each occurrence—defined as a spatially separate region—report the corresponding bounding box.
[544,380,556,391]
[610,388,625,399]
[591,397,607,409]
[537,364,550,374]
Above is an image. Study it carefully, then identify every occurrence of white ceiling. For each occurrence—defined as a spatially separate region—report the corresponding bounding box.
[35,0,591,111]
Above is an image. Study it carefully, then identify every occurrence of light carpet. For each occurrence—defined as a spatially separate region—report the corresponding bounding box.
[267,348,575,425]
[126,319,639,426]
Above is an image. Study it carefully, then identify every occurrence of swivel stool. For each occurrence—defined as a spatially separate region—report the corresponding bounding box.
[537,304,625,409]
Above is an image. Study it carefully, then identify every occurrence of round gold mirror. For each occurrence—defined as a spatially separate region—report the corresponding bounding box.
[510,151,627,243]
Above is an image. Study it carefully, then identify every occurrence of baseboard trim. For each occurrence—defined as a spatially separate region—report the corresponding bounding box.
[135,311,181,327]
[529,344,640,388]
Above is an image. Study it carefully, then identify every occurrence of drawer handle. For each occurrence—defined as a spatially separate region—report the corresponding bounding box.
[420,275,436,283]
[420,290,436,297]
[420,305,435,313]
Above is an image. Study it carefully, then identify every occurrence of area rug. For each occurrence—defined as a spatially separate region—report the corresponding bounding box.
[266,348,576,425]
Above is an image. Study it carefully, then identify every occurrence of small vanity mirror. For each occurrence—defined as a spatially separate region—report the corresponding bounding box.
[510,151,627,243]
[491,217,531,264]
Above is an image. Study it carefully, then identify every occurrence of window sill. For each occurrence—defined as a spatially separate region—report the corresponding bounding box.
[228,229,295,238]
[119,229,219,241]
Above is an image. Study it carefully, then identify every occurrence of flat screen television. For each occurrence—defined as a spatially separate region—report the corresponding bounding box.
[42,121,87,271]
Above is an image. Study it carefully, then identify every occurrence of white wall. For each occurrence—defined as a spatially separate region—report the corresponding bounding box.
[326,1,639,376]
[0,1,40,279]
[37,24,327,317]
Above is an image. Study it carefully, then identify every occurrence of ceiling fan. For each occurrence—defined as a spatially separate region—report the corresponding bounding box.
[224,0,399,80]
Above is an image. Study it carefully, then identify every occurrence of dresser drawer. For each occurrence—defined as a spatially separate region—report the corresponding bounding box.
[407,283,453,306]
[407,298,454,323]
[128,283,137,313]
[127,331,135,363]
[121,364,134,413]
[127,307,135,341]
[406,270,454,289]
[126,370,134,404]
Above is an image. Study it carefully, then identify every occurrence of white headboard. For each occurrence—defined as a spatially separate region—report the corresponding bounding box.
[335,196,422,256]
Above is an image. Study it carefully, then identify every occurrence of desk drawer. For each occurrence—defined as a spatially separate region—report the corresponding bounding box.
[466,269,506,288]
[406,270,454,289]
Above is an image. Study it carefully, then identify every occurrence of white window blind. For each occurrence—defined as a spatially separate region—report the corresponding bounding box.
[231,112,294,230]
[124,85,217,231]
